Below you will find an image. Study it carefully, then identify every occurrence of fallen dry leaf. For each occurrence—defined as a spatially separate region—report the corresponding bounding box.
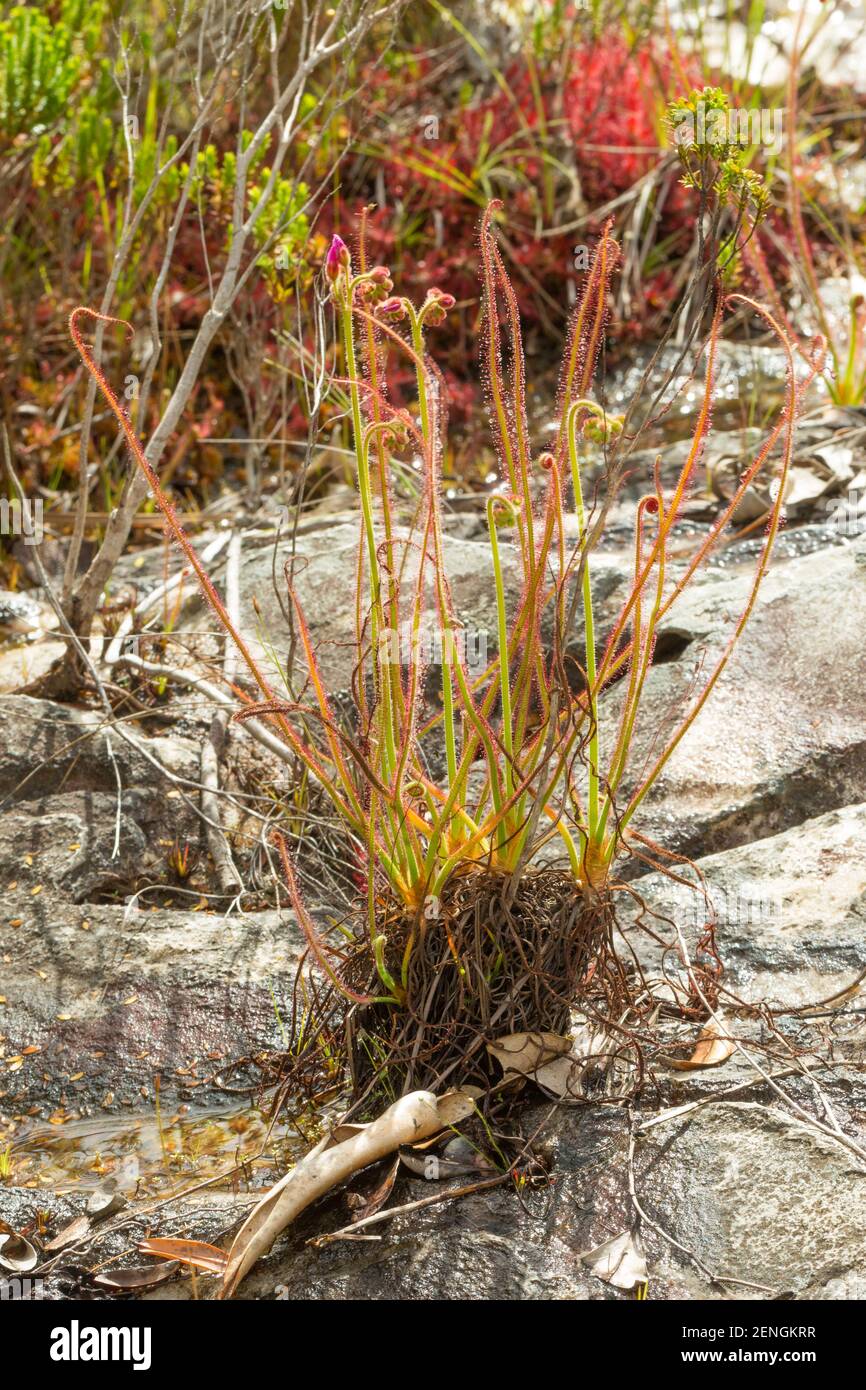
[45,1215,91,1252]
[400,1135,494,1181]
[662,1018,736,1071]
[348,1155,400,1223]
[94,1261,180,1291]
[437,1086,483,1124]
[0,1232,38,1273]
[138,1238,227,1275]
[489,1023,634,1100]
[580,1229,647,1291]
[87,1190,127,1221]
[325,1121,368,1147]
[486,1031,573,1079]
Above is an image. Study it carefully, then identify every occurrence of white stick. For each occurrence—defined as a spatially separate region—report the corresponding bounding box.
[103,531,230,666]
[220,1089,475,1297]
[110,651,298,767]
[201,531,243,893]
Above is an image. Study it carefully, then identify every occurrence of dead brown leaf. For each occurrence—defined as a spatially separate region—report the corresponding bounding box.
[45,1215,91,1252]
[349,1155,400,1223]
[138,1237,227,1275]
[662,1018,736,1071]
[94,1261,181,1291]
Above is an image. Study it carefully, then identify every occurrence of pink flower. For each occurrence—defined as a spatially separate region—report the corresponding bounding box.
[325,234,350,281]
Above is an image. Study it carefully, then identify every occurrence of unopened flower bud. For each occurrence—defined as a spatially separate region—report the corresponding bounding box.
[386,410,412,447]
[427,288,455,310]
[583,410,624,444]
[421,287,456,327]
[377,297,406,319]
[325,234,350,282]
[354,265,394,306]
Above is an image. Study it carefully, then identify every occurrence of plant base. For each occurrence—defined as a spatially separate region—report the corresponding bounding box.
[344,866,634,1100]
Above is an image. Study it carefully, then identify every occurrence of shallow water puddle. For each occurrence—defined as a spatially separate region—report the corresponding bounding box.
[1,1101,318,1198]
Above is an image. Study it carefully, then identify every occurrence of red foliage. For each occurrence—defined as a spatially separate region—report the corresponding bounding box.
[334,33,701,366]
[563,39,680,201]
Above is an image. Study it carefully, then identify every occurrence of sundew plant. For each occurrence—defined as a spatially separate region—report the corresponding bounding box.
[71,186,822,1098]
